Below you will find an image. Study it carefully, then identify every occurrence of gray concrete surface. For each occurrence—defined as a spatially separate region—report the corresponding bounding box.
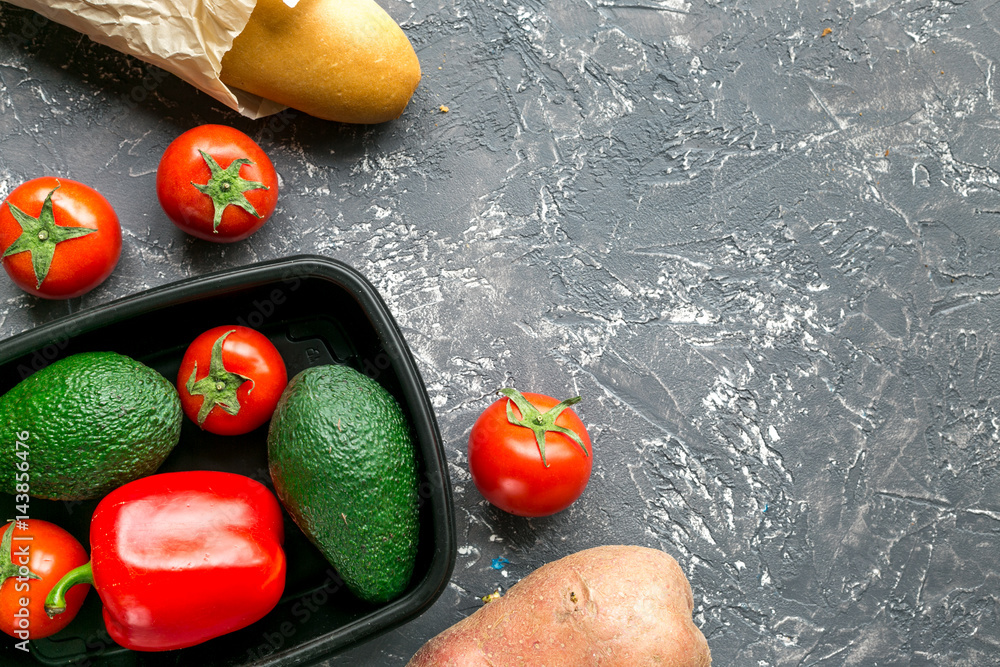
[1,0,999,665]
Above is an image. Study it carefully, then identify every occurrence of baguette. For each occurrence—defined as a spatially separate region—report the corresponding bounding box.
[221,0,421,124]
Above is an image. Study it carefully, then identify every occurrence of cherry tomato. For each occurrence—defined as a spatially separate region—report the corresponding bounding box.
[0,176,122,299]
[468,388,593,517]
[156,124,279,242]
[177,325,288,435]
[0,519,90,641]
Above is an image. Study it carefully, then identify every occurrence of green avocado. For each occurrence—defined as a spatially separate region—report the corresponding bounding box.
[267,363,419,603]
[0,351,182,501]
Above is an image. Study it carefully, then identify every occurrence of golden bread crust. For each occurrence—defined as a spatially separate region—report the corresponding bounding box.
[221,0,421,124]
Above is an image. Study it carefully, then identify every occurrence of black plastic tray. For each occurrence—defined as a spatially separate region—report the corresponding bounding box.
[0,255,456,666]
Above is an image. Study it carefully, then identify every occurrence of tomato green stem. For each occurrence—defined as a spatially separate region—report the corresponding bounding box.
[191,150,268,232]
[44,561,93,618]
[185,329,254,426]
[0,522,40,585]
[499,388,589,467]
[2,185,97,288]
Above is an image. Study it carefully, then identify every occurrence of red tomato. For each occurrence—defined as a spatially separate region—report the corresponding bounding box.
[468,388,593,517]
[0,177,122,299]
[156,124,279,242]
[0,519,90,640]
[178,325,288,435]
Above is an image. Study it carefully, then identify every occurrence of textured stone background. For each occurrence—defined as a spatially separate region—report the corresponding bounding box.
[1,0,999,665]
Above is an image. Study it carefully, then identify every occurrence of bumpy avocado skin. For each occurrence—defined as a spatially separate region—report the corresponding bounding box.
[267,364,420,603]
[0,351,183,500]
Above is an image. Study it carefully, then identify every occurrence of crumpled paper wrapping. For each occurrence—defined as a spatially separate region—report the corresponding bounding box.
[3,0,288,119]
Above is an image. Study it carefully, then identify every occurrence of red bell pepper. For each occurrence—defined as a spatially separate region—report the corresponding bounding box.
[45,470,286,651]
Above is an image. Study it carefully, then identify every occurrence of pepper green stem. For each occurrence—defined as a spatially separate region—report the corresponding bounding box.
[499,388,589,467]
[44,561,93,618]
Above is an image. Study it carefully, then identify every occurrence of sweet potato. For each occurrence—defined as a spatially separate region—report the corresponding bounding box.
[406,545,711,667]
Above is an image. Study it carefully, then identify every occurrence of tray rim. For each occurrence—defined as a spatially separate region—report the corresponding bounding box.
[0,254,458,667]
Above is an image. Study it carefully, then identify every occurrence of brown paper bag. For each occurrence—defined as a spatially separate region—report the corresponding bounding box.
[3,0,287,118]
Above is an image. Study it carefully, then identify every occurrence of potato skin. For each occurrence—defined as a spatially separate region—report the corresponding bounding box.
[221,0,421,124]
[406,545,711,667]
